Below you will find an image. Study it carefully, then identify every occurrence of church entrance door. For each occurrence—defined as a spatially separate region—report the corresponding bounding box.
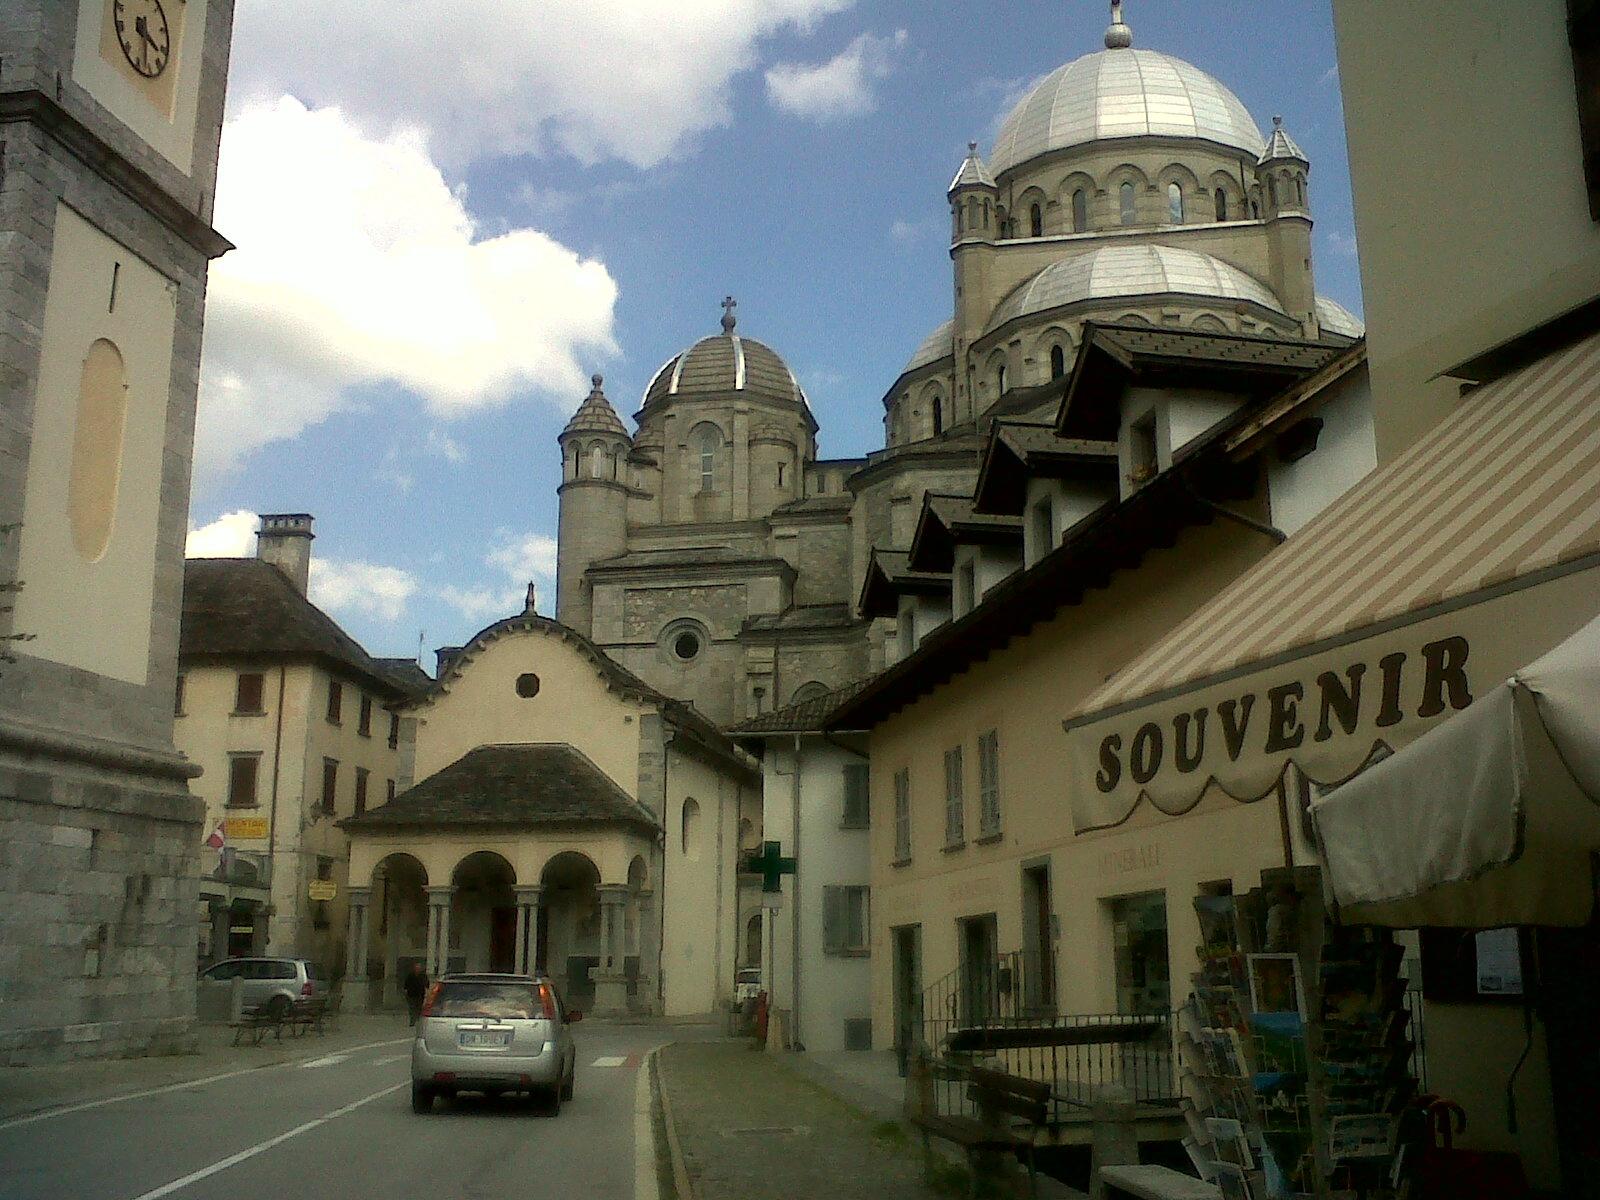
[490,906,516,973]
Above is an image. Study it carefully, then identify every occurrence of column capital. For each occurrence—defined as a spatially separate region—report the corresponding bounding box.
[598,883,631,901]
[425,885,455,902]
[513,884,543,902]
[347,886,372,904]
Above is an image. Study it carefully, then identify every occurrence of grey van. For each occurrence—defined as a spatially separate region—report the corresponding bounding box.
[198,957,327,1017]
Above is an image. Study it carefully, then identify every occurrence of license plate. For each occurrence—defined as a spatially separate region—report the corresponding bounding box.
[458,1030,510,1049]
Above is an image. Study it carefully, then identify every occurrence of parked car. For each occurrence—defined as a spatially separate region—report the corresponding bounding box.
[197,957,327,1017]
[410,973,581,1115]
[734,968,762,1005]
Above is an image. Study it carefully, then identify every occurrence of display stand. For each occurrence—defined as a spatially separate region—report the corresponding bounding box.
[1176,868,1417,1200]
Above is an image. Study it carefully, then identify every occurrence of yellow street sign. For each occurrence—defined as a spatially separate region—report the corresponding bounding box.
[226,817,269,840]
[307,880,338,902]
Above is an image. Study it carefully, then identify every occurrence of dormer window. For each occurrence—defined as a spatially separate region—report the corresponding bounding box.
[1129,411,1159,486]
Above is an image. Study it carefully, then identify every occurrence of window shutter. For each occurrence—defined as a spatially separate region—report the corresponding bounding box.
[823,886,843,953]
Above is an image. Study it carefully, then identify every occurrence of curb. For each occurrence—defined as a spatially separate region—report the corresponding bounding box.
[651,1044,696,1200]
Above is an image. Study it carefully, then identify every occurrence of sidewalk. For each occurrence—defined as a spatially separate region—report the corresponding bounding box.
[658,1040,955,1200]
[0,1012,412,1122]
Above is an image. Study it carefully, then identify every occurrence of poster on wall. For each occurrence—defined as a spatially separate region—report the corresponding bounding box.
[1474,928,1523,995]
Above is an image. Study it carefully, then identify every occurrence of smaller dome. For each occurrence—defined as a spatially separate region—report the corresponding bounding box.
[1315,296,1364,339]
[562,375,629,439]
[986,245,1286,334]
[903,319,955,376]
[642,303,809,412]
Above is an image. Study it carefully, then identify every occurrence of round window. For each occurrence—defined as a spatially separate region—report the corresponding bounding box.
[673,632,701,662]
[515,672,541,698]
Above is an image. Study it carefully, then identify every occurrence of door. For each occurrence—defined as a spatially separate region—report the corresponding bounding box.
[892,924,922,1074]
[1021,865,1055,1013]
[958,914,998,1026]
[490,906,517,973]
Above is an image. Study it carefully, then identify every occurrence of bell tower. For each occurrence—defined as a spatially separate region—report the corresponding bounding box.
[0,0,237,1063]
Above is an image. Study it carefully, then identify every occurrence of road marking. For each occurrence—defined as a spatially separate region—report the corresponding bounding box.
[369,1054,408,1066]
[298,1053,351,1069]
[593,1056,629,1067]
[126,1082,406,1200]
[0,1038,411,1131]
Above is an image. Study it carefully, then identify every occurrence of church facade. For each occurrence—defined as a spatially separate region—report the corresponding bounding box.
[553,2,1361,730]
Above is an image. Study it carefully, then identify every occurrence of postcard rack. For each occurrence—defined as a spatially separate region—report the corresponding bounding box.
[1176,867,1416,1200]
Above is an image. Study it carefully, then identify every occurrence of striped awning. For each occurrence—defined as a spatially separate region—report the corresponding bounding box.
[1064,328,1600,832]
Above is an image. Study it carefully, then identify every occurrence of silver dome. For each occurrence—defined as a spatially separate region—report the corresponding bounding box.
[903,319,954,375]
[1315,296,1364,339]
[990,48,1265,179]
[985,245,1285,334]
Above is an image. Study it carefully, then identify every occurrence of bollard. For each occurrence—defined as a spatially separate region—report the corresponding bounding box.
[229,974,244,1024]
[1089,1083,1139,1200]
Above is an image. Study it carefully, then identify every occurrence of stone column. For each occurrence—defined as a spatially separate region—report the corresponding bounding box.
[425,886,454,977]
[382,889,400,1009]
[593,883,630,1014]
[343,887,371,1010]
[208,902,231,965]
[513,885,542,975]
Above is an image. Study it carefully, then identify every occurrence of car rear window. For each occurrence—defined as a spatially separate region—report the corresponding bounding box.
[270,961,297,979]
[432,982,541,1020]
[304,962,325,980]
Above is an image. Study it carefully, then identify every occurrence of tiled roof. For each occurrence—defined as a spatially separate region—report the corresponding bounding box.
[340,744,660,833]
[376,658,435,698]
[729,677,874,735]
[562,375,630,438]
[742,604,859,633]
[1258,116,1308,164]
[181,559,405,698]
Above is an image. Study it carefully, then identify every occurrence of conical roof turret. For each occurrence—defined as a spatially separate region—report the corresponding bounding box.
[1258,115,1308,165]
[561,374,629,440]
[948,142,996,193]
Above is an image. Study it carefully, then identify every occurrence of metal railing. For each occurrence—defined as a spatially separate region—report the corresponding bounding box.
[912,951,1178,1125]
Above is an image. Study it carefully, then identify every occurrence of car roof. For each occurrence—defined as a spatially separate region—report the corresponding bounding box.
[438,973,549,983]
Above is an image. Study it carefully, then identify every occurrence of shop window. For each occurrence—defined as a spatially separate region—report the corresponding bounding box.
[893,768,911,863]
[842,763,870,829]
[235,672,265,715]
[326,679,342,726]
[227,754,260,808]
[823,886,870,955]
[1071,188,1088,232]
[943,745,965,848]
[1108,891,1170,1015]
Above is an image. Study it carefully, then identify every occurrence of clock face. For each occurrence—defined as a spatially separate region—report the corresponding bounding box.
[112,0,171,79]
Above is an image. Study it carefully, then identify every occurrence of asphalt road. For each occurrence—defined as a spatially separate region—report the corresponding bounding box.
[0,1022,677,1200]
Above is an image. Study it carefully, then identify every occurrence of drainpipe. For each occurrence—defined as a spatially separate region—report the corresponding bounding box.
[265,664,288,951]
[791,733,803,1047]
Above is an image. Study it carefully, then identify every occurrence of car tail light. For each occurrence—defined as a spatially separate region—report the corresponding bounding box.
[420,981,441,1018]
[537,982,557,1020]
[301,980,314,997]
[433,1072,456,1083]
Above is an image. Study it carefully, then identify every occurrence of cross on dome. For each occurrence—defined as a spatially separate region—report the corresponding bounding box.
[721,295,738,334]
[1105,0,1133,49]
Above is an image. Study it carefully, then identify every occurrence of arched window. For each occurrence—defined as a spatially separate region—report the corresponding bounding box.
[1167,182,1184,224]
[1050,344,1067,380]
[996,363,1007,396]
[1072,189,1088,233]
[681,798,701,860]
[1119,182,1136,226]
[589,442,606,478]
[1267,176,1277,209]
[1297,177,1306,205]
[1029,204,1043,238]
[694,425,719,493]
[931,396,944,437]
[1214,188,1227,221]
[1250,197,1261,219]
[967,198,978,229]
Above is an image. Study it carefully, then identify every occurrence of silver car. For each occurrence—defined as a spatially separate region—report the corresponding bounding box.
[410,973,582,1114]
[197,957,327,1018]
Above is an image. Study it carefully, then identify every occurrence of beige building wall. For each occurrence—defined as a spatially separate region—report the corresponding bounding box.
[408,634,647,791]
[1333,0,1600,459]
[660,747,747,1016]
[864,519,1276,1044]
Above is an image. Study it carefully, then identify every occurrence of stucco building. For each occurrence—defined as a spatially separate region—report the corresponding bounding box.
[0,0,236,1064]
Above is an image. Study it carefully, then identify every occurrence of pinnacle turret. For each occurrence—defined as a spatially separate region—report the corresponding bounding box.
[560,374,629,440]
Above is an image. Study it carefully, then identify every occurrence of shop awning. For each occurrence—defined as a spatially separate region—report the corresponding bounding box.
[1310,612,1600,928]
[1062,327,1600,833]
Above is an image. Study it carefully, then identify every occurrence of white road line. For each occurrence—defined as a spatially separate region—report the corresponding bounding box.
[593,1056,628,1067]
[0,1038,411,1131]
[125,1082,406,1200]
[299,1053,351,1069]
[369,1054,409,1066]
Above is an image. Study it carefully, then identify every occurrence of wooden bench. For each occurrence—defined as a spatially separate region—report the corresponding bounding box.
[229,1002,288,1046]
[285,994,332,1037]
[1099,1165,1219,1200]
[910,1060,1051,1199]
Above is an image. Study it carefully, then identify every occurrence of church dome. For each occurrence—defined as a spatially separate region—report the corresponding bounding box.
[642,300,810,412]
[902,319,954,376]
[1315,296,1364,339]
[985,244,1285,334]
[990,45,1264,179]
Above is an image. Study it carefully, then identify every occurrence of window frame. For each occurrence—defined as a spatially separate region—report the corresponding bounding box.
[234,671,265,716]
[823,885,871,956]
[1214,187,1228,221]
[385,778,397,806]
[1029,203,1043,238]
[1071,188,1088,233]
[388,711,400,750]
[226,752,261,809]
[1119,181,1137,226]
[943,745,966,850]
[354,767,369,816]
[325,679,343,726]
[978,730,1002,839]
[320,758,338,816]
[357,694,373,737]
[841,762,871,829]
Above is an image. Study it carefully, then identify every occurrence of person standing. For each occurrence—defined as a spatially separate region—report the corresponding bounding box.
[403,962,429,1026]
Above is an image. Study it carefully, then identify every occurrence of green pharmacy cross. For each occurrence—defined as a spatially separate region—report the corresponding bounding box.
[744,840,797,894]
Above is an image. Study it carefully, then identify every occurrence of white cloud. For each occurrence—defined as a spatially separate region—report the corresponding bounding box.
[487,532,560,584]
[440,531,559,622]
[229,0,857,170]
[195,99,619,483]
[890,216,941,244]
[766,30,907,121]
[186,510,260,558]
[309,559,419,624]
[439,584,526,623]
[426,430,467,464]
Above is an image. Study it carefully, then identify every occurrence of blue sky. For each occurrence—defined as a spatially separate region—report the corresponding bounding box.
[186,0,1360,663]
